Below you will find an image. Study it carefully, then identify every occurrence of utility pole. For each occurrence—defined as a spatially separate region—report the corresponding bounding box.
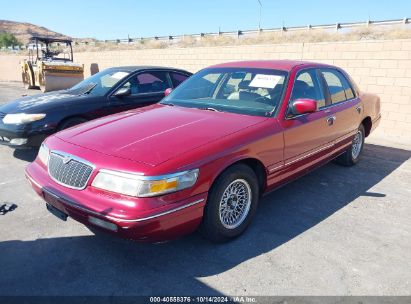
[257,0,262,30]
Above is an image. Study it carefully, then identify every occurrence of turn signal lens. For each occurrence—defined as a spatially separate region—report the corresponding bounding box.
[38,143,49,167]
[149,179,178,193]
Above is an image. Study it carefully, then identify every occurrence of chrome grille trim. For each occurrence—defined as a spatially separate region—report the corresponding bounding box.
[48,151,95,190]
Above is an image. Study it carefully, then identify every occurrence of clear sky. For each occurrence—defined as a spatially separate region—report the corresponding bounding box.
[1,0,410,40]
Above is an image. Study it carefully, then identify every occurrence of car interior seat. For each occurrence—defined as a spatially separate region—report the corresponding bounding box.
[292,80,317,100]
[151,81,167,93]
[227,80,262,101]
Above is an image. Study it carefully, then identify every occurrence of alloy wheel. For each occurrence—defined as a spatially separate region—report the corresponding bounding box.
[351,130,363,159]
[218,179,252,229]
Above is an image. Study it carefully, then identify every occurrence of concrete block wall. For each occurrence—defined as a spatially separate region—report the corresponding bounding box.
[0,39,410,142]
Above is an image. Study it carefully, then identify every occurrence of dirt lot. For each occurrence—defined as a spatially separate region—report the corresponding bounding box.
[0,82,410,296]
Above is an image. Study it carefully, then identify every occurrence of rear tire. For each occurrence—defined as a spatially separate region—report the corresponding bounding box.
[39,73,47,92]
[200,164,259,242]
[58,117,87,131]
[22,72,34,89]
[335,124,365,167]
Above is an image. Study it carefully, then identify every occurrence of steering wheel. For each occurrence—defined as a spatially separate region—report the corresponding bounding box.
[254,94,272,103]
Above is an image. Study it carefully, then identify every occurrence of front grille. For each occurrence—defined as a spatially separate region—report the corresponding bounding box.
[0,112,6,120]
[48,152,94,189]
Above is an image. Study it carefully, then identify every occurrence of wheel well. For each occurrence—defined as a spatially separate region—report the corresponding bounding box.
[216,158,267,195]
[361,116,372,137]
[57,115,87,130]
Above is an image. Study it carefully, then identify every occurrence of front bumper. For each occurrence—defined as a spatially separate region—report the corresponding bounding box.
[0,122,51,148]
[25,161,207,242]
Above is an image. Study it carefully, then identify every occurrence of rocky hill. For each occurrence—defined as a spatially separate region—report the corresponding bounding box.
[0,20,70,45]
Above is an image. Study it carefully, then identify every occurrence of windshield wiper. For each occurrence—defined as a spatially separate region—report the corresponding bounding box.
[199,107,220,112]
[160,102,174,106]
[82,83,97,95]
[67,83,97,96]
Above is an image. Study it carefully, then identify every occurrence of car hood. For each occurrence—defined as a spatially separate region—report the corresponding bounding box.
[55,104,268,166]
[0,87,91,114]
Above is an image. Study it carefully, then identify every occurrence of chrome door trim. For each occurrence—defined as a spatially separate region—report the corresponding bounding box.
[285,142,335,166]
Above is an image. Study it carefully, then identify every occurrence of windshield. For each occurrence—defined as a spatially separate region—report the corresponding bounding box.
[69,69,130,96]
[162,67,288,117]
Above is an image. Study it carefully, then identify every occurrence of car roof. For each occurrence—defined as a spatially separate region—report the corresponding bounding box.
[106,66,192,74]
[208,60,334,71]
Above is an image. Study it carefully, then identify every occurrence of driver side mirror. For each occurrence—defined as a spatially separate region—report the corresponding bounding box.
[164,88,173,96]
[114,87,131,97]
[288,99,317,116]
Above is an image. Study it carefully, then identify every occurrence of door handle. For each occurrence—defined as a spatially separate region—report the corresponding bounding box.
[356,106,362,114]
[326,116,336,126]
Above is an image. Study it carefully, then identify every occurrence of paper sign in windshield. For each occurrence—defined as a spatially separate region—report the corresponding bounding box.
[111,72,129,80]
[249,74,282,89]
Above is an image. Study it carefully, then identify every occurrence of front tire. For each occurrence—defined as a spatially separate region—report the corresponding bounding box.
[200,164,259,242]
[22,72,34,89]
[335,124,365,167]
[39,73,47,92]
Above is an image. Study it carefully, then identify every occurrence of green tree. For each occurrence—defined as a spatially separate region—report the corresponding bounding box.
[0,33,22,48]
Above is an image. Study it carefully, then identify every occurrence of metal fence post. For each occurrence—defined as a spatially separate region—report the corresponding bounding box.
[335,23,340,32]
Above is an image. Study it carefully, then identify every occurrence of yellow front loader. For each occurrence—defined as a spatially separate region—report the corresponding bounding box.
[21,36,84,92]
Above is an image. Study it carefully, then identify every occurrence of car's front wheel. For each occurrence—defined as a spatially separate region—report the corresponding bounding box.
[200,164,259,242]
[22,72,34,89]
[335,124,365,167]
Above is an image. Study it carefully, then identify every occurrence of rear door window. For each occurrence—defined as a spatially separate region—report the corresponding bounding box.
[340,74,355,100]
[321,69,355,104]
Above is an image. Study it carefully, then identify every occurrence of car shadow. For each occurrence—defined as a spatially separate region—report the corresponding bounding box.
[12,148,38,162]
[1,143,410,296]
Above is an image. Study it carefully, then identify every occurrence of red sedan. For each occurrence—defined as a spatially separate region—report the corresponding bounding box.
[25,60,381,242]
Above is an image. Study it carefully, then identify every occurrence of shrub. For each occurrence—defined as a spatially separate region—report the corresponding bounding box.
[0,33,21,48]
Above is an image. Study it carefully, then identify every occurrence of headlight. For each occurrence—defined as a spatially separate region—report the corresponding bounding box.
[38,143,49,166]
[3,113,46,124]
[91,169,199,197]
